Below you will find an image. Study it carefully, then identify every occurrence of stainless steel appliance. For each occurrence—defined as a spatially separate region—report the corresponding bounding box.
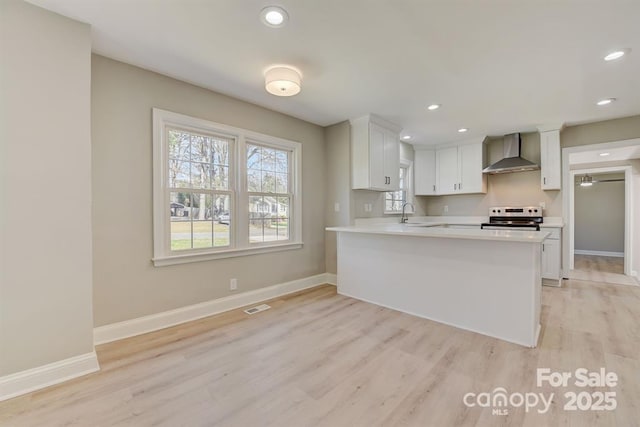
[481,206,543,231]
[482,133,540,174]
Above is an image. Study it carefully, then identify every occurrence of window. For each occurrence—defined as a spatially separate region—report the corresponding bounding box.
[153,109,302,266]
[384,162,413,214]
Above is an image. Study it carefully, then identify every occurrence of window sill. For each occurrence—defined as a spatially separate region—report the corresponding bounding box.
[152,242,304,267]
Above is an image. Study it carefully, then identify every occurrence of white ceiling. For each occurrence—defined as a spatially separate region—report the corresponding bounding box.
[28,0,640,145]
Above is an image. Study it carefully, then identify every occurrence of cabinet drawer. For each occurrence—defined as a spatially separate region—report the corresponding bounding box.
[541,227,561,239]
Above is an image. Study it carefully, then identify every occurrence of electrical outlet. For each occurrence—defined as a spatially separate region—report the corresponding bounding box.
[539,202,546,210]
[230,278,237,291]
[334,202,340,212]
[444,205,449,213]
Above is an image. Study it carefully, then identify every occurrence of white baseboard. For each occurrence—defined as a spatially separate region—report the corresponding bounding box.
[574,250,624,258]
[325,273,337,285]
[0,352,99,402]
[94,273,335,345]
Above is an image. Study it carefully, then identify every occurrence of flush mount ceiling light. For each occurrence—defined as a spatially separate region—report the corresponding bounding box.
[580,175,594,187]
[600,152,611,157]
[260,6,289,27]
[458,128,468,133]
[402,135,412,140]
[264,65,302,96]
[596,98,615,106]
[427,104,440,110]
[604,49,630,61]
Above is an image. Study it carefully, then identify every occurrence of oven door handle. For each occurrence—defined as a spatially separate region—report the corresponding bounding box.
[481,224,541,231]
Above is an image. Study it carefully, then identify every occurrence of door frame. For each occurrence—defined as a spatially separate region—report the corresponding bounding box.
[568,165,632,275]
[562,137,639,278]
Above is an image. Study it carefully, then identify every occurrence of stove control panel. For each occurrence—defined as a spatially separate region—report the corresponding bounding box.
[489,206,542,217]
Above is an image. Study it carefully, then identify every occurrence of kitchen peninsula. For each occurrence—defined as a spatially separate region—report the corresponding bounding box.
[327,224,549,347]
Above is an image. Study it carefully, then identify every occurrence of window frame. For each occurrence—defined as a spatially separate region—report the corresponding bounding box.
[384,160,414,215]
[152,108,302,266]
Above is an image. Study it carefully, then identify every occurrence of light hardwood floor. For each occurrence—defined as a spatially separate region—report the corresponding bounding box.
[1,280,640,426]
[572,255,637,286]
[575,255,624,274]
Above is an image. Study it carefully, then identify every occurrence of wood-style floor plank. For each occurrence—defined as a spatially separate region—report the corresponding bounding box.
[1,280,639,426]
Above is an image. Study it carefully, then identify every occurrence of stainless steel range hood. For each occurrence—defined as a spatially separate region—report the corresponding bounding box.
[482,133,539,174]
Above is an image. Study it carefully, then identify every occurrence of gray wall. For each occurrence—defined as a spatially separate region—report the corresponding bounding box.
[324,121,352,274]
[92,55,326,326]
[562,115,640,148]
[0,0,94,376]
[574,173,625,253]
[574,174,625,252]
[420,133,563,216]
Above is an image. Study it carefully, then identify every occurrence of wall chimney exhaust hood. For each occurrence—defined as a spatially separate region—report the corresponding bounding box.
[482,133,539,174]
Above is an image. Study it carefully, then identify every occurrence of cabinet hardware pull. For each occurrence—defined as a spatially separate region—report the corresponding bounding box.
[544,177,546,185]
[433,184,436,192]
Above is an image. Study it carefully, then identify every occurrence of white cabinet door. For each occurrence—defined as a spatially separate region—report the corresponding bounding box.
[414,150,436,195]
[351,115,401,191]
[436,146,458,195]
[383,129,400,191]
[458,143,486,194]
[540,130,561,190]
[542,238,561,280]
[369,123,386,190]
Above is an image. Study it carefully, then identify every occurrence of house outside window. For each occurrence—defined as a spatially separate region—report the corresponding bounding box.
[152,109,302,266]
[385,161,413,214]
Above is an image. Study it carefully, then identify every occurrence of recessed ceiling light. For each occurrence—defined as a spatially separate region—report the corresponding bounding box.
[402,135,412,140]
[604,49,630,61]
[427,104,440,110]
[600,152,610,157]
[596,98,615,106]
[458,128,468,133]
[260,6,289,28]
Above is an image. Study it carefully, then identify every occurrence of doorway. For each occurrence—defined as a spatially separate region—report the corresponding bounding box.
[562,138,640,286]
[570,168,633,285]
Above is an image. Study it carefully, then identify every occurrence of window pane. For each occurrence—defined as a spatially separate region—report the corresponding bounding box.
[170,192,192,251]
[168,130,190,162]
[192,193,213,249]
[247,144,261,170]
[168,160,190,188]
[191,162,211,189]
[275,197,289,241]
[261,171,276,193]
[262,148,276,172]
[214,194,230,247]
[276,173,288,194]
[212,138,229,165]
[247,143,290,194]
[212,165,229,190]
[276,151,288,173]
[247,169,261,192]
[190,134,211,163]
[249,196,266,243]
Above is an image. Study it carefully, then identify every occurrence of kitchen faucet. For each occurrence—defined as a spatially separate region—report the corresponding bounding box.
[400,202,414,224]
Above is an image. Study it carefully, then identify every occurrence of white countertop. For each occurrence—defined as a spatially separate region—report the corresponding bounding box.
[353,215,565,228]
[327,223,550,243]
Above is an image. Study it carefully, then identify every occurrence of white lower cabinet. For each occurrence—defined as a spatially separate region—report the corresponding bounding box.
[541,227,562,286]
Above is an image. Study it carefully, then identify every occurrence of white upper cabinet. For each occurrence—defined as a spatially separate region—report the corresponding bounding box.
[414,149,436,195]
[351,114,401,191]
[431,139,487,196]
[539,129,561,190]
[436,146,458,194]
[458,142,486,193]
